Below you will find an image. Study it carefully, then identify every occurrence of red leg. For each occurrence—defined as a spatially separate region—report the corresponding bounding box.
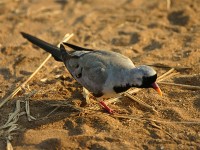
[99,101,114,114]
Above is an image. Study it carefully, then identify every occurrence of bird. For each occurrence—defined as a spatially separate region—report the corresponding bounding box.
[21,32,162,113]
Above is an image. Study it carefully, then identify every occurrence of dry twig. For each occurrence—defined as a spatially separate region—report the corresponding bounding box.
[6,139,13,150]
[0,33,74,108]
[0,92,37,150]
[157,68,175,81]
[124,92,158,113]
[112,114,200,124]
[147,63,191,71]
[167,0,171,10]
[159,82,200,90]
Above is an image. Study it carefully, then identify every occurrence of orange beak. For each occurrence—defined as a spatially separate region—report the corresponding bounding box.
[151,82,162,96]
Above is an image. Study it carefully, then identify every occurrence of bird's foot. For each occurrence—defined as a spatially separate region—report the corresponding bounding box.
[99,101,114,114]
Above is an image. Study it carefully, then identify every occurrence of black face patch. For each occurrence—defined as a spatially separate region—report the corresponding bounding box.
[140,74,157,88]
[113,84,132,93]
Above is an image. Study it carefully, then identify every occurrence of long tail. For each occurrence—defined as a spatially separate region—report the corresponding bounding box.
[21,32,62,61]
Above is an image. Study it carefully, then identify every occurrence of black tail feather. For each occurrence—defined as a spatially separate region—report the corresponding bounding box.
[63,42,94,51]
[21,32,62,62]
[60,44,70,62]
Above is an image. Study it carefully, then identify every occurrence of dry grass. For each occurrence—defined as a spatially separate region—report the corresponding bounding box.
[0,33,74,149]
[0,33,74,108]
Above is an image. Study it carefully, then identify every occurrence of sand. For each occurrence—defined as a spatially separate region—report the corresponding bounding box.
[0,0,200,149]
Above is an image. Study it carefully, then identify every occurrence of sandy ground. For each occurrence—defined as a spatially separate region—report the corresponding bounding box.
[0,0,200,149]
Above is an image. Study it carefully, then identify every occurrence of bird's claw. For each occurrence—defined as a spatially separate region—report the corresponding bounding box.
[99,101,115,114]
[107,108,115,114]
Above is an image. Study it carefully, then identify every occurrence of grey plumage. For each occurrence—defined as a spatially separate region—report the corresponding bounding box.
[21,32,159,98]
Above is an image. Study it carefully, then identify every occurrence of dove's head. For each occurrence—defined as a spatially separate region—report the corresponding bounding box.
[133,65,162,96]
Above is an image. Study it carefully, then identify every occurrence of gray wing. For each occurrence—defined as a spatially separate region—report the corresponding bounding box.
[61,49,135,96]
[63,51,108,96]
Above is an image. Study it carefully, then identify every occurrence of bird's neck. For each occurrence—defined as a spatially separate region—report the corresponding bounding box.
[112,68,143,94]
